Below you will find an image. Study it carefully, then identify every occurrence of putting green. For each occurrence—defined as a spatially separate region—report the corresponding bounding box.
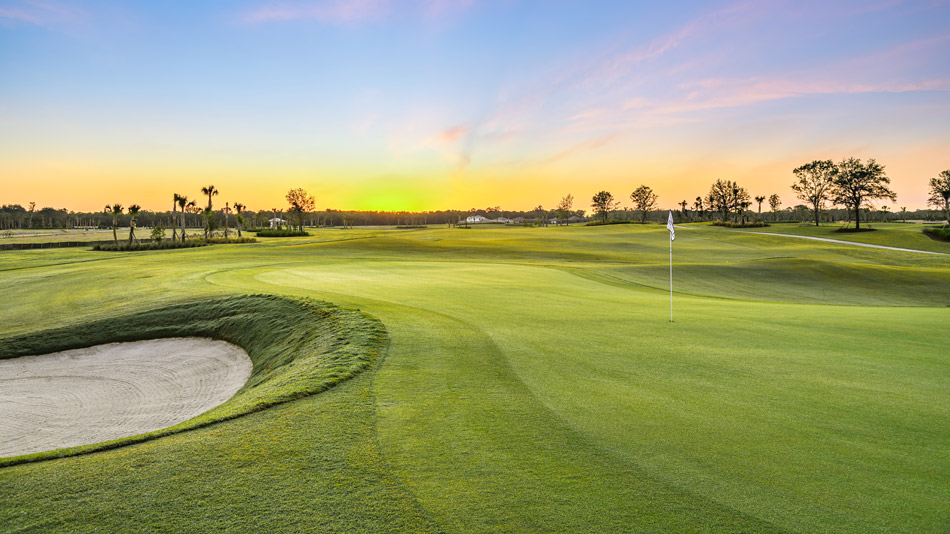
[0,224,947,532]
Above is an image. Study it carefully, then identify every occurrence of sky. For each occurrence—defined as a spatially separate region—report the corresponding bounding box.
[1,0,948,213]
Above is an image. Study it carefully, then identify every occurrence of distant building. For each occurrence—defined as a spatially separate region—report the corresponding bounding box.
[465,215,487,223]
[269,217,286,229]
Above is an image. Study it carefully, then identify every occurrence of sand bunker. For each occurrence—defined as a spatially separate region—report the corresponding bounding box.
[0,338,252,458]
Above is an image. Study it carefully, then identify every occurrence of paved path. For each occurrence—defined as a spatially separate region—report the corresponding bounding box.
[741,231,948,255]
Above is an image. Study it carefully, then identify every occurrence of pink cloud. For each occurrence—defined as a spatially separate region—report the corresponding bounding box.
[540,134,616,166]
[438,125,469,143]
[243,0,475,24]
[245,0,391,23]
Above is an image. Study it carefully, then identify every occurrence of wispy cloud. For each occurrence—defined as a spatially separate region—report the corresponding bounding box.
[0,0,84,28]
[244,0,390,24]
[242,0,475,24]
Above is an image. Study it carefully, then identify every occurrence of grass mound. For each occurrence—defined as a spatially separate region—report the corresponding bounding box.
[0,294,386,466]
[922,226,950,242]
[255,229,310,237]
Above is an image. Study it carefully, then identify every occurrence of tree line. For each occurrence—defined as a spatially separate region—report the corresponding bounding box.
[587,159,950,228]
[3,162,948,233]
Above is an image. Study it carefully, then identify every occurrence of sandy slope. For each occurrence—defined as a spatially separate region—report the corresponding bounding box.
[0,338,252,458]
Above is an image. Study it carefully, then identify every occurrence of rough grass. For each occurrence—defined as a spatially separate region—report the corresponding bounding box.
[0,294,385,467]
[923,226,950,242]
[1,225,948,533]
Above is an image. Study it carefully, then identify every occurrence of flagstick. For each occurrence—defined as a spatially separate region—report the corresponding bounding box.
[669,233,673,322]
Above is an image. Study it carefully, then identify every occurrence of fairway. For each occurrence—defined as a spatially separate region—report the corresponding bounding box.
[1,224,948,533]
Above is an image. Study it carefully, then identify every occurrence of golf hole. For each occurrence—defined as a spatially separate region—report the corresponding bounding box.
[0,338,252,458]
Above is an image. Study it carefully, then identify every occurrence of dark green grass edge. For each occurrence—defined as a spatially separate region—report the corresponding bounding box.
[0,294,387,468]
[923,226,950,242]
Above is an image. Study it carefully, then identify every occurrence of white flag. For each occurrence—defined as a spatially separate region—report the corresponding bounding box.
[667,211,675,241]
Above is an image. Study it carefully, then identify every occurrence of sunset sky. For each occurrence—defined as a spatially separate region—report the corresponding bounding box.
[1,0,948,213]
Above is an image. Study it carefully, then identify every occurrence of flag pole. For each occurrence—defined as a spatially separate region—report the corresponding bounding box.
[669,231,673,322]
[667,211,675,323]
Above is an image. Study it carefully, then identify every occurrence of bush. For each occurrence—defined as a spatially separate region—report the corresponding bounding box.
[206,237,257,244]
[93,241,210,251]
[922,226,950,242]
[92,237,255,251]
[834,227,876,233]
[711,220,769,228]
[255,229,310,237]
[150,226,166,242]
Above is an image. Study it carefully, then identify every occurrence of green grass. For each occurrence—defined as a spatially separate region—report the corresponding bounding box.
[0,294,385,467]
[1,224,948,532]
[725,221,950,253]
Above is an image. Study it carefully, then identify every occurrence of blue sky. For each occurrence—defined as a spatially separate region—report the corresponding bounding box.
[1,0,948,211]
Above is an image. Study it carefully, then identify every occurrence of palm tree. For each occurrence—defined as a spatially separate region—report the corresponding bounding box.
[900,206,907,223]
[678,200,688,219]
[127,205,141,244]
[201,185,218,238]
[234,202,245,237]
[223,202,231,239]
[755,195,766,219]
[172,194,184,241]
[105,204,123,245]
[176,195,190,242]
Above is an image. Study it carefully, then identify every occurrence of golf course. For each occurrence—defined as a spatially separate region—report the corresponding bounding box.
[0,222,948,533]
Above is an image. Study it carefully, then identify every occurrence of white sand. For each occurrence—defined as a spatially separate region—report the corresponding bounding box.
[0,338,252,458]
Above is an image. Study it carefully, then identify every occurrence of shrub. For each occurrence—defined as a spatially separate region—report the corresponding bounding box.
[255,229,310,237]
[150,226,166,242]
[93,241,209,251]
[834,227,877,233]
[206,237,257,244]
[922,226,950,242]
